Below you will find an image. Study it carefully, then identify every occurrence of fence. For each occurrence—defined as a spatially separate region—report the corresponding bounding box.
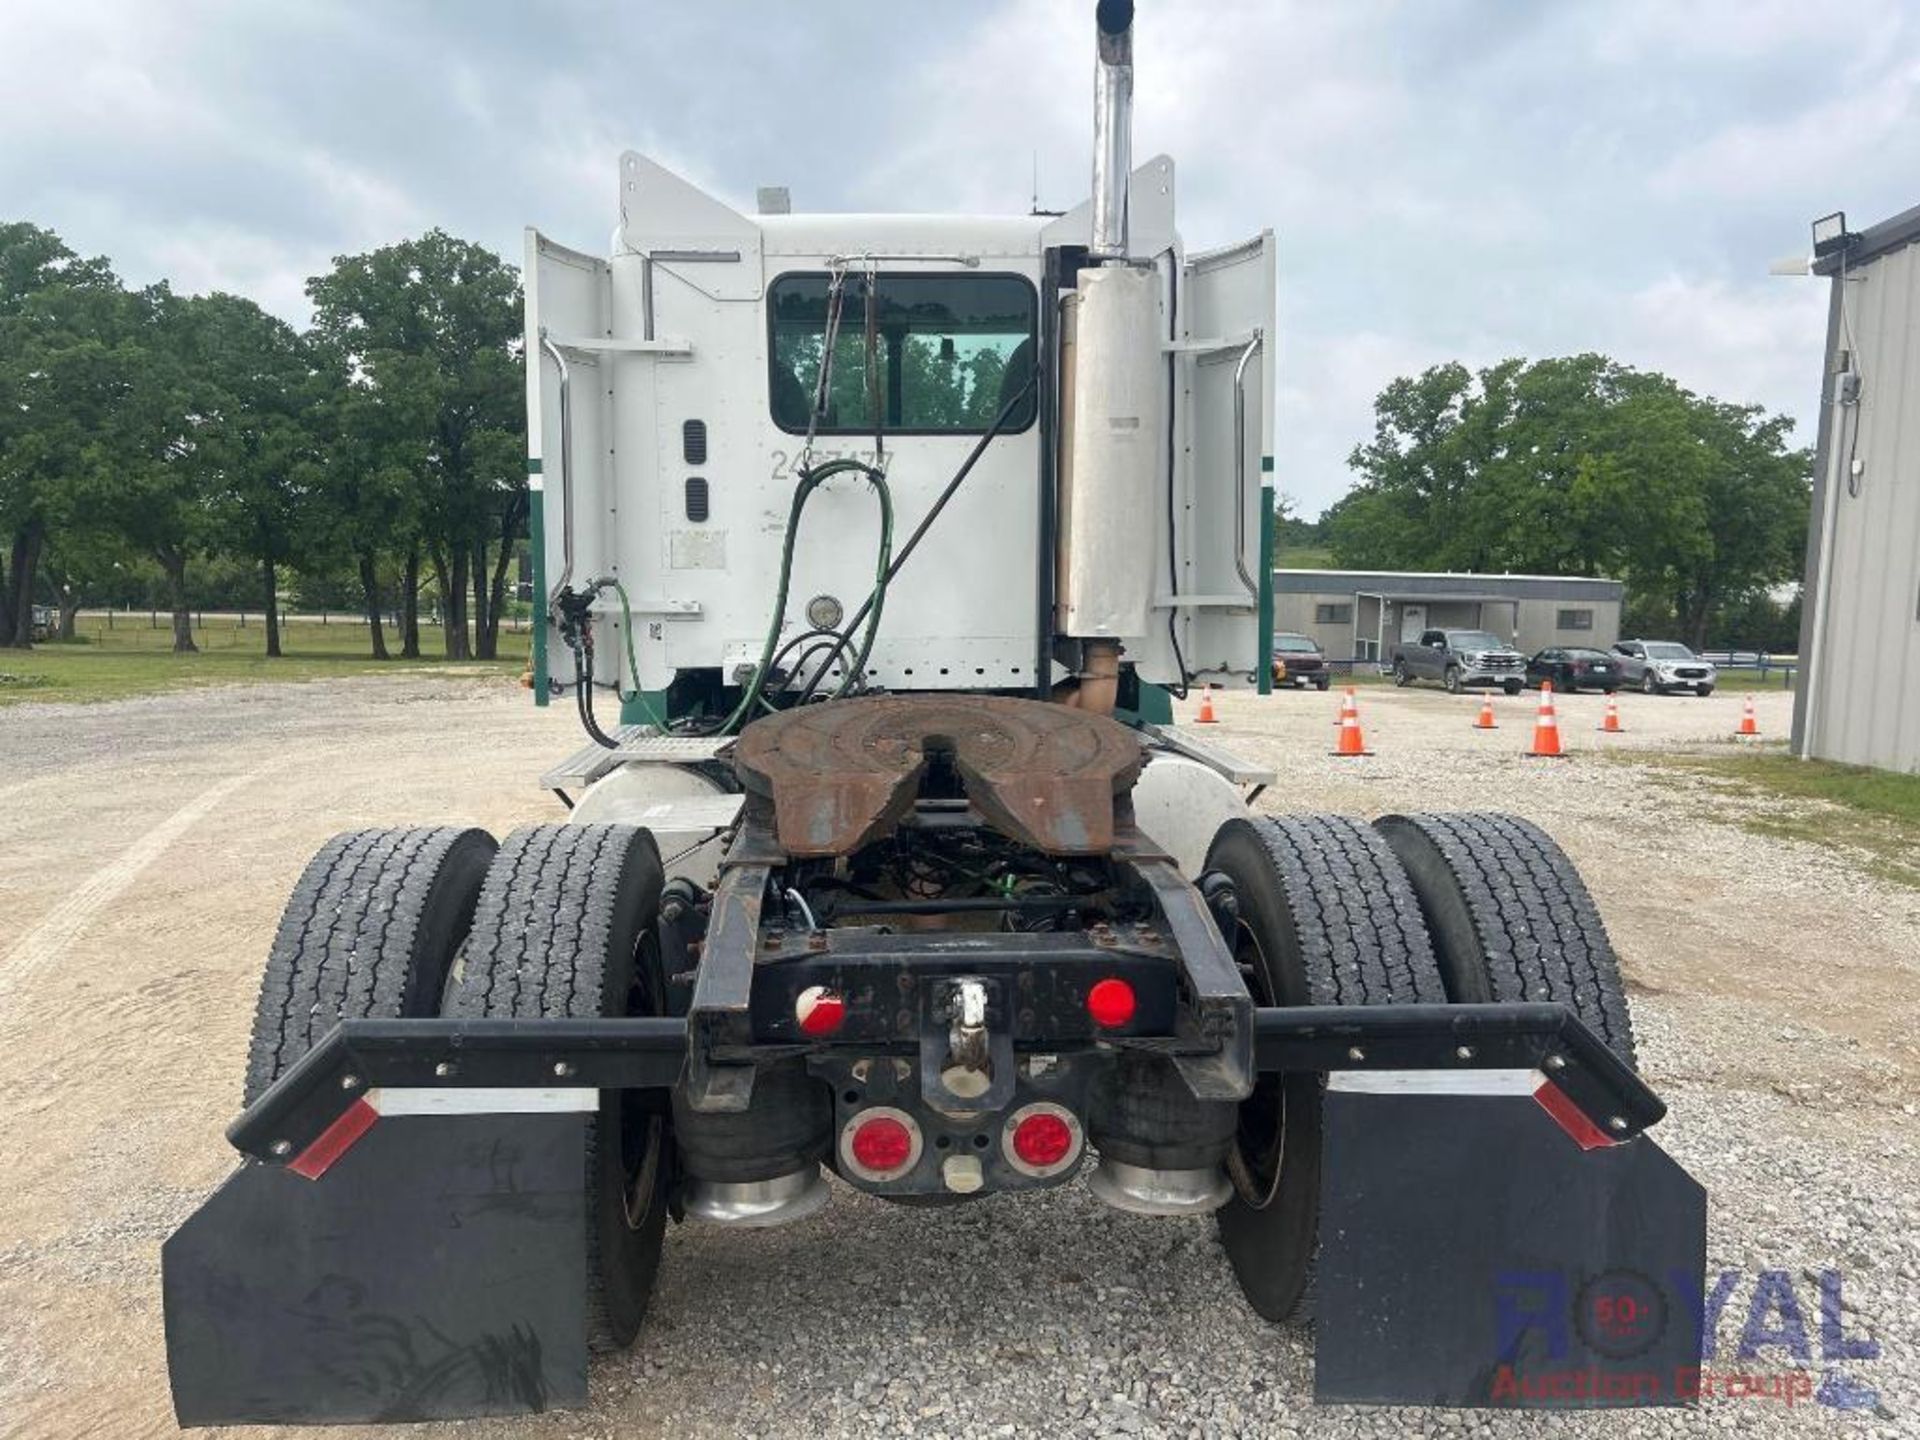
[69,608,532,633]
[1700,651,1798,688]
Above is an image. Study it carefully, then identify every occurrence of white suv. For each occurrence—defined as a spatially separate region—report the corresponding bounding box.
[1610,640,1717,697]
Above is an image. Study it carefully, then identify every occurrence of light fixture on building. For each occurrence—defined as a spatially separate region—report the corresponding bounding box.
[1811,212,1858,260]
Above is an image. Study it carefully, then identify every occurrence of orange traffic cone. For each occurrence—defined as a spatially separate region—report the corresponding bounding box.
[1736,696,1759,737]
[1597,694,1623,733]
[1526,681,1568,759]
[1473,696,1498,730]
[1196,688,1219,724]
[1330,687,1372,757]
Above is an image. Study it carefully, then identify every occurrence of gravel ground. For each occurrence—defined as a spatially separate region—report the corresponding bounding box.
[0,676,1913,1439]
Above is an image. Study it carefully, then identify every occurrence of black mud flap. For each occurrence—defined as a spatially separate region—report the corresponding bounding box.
[1314,1077,1707,1408]
[163,1112,587,1426]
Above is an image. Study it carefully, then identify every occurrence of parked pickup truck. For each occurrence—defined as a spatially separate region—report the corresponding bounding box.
[1390,628,1527,695]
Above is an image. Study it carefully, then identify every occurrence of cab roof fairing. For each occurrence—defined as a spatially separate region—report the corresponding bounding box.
[609,150,1182,270]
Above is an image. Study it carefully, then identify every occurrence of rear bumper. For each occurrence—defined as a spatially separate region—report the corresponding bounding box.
[225,999,1665,1175]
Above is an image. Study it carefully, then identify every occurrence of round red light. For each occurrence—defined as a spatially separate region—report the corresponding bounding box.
[795,985,845,1037]
[1087,977,1136,1028]
[849,1114,914,1173]
[1011,1111,1075,1168]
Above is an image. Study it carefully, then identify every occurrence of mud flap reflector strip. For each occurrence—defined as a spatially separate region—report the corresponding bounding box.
[1328,1068,1621,1152]
[286,1087,599,1180]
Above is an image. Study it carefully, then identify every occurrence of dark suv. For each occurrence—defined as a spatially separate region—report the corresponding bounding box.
[1271,632,1331,690]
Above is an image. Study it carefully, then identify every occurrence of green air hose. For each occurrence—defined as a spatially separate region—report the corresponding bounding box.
[608,578,667,731]
[706,457,894,736]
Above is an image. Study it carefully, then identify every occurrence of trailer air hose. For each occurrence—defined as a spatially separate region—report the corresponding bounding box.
[567,629,623,749]
[554,578,667,748]
[792,373,1037,706]
[683,456,895,736]
[608,578,668,730]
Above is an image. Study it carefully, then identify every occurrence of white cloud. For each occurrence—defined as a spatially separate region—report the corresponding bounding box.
[1653,59,1920,202]
[1609,273,1830,441]
[1,0,1905,518]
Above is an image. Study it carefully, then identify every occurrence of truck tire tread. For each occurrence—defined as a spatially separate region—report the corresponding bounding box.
[244,826,495,1105]
[444,823,668,1353]
[1244,815,1447,1008]
[1373,812,1636,1067]
[1208,815,1446,1327]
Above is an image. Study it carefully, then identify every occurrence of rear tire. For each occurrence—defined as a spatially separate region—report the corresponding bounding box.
[1373,813,1636,1067]
[1392,660,1410,687]
[443,823,671,1351]
[1205,815,1446,1324]
[244,826,495,1104]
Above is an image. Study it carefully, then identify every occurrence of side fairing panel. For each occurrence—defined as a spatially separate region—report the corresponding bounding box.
[525,230,618,690]
[1177,232,1275,686]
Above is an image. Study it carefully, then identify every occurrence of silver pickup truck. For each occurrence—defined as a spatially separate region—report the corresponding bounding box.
[1390,628,1527,695]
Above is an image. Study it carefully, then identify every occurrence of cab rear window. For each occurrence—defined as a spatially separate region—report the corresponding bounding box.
[768,272,1037,435]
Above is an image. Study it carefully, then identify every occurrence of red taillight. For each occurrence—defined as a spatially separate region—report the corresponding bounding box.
[1087,977,1136,1028]
[851,1116,912,1170]
[842,1107,921,1180]
[795,985,845,1037]
[1002,1101,1082,1177]
[1012,1112,1073,1168]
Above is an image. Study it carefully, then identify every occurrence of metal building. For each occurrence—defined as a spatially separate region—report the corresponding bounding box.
[1794,203,1920,773]
[1272,569,1624,663]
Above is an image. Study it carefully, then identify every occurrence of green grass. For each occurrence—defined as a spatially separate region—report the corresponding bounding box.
[1708,669,1797,693]
[1621,751,1920,889]
[1697,752,1920,826]
[0,617,528,706]
[1273,546,1335,569]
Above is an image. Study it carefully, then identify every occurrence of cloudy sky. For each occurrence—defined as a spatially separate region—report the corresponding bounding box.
[6,0,1916,515]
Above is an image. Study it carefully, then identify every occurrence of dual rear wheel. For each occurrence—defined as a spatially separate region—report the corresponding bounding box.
[245,811,1634,1345]
[1205,810,1636,1324]
[245,822,672,1351]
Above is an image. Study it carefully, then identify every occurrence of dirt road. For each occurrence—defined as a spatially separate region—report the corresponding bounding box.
[0,677,1912,1438]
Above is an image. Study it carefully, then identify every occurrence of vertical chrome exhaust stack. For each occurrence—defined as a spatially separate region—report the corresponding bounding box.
[1089,0,1134,260]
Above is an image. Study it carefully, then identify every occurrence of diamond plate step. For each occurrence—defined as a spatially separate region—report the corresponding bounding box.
[539,731,732,791]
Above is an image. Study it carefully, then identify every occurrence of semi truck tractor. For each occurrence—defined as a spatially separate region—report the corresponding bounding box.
[161,2,1705,1424]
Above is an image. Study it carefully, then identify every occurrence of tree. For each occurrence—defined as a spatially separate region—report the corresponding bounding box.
[305,348,433,659]
[1330,355,1811,646]
[0,222,123,647]
[1271,491,1327,561]
[40,529,132,640]
[183,293,315,657]
[86,285,206,653]
[307,231,523,661]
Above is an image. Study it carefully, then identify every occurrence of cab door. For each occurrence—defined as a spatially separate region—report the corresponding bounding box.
[1177,232,1276,690]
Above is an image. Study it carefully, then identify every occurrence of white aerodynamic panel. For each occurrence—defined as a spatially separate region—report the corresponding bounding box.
[526,230,617,687]
[616,154,764,300]
[1179,231,1275,685]
[1041,154,1178,260]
